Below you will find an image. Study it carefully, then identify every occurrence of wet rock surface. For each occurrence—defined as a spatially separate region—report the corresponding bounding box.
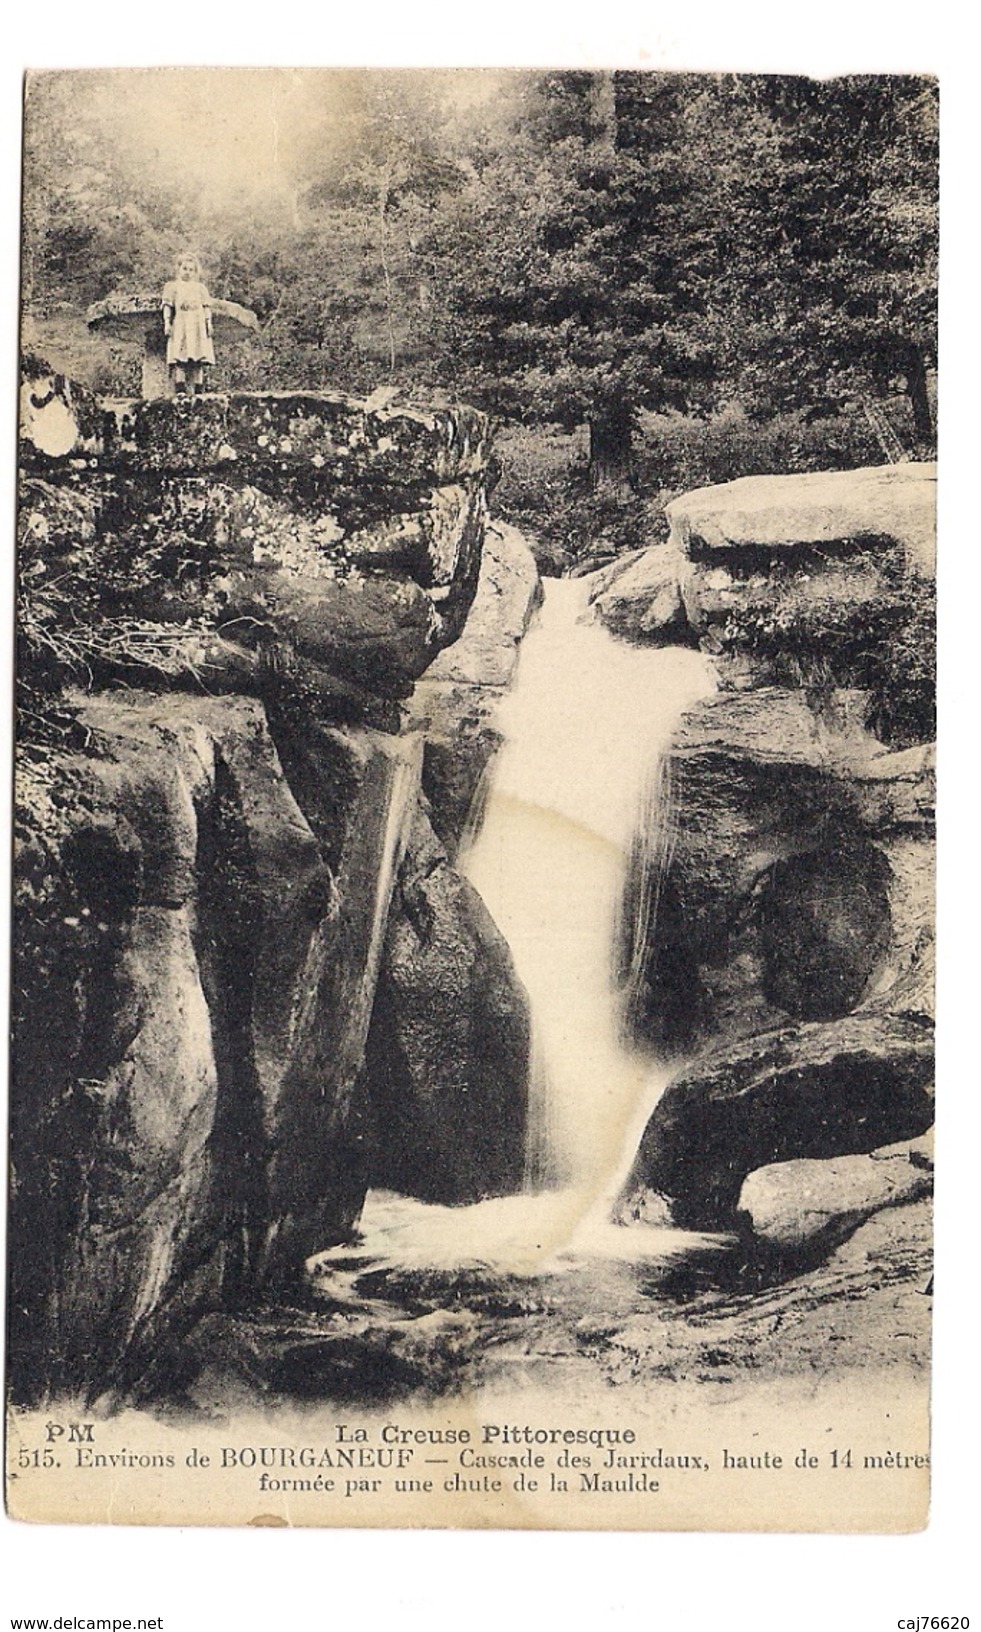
[365,808,531,1205]
[581,1197,932,1396]
[625,1013,935,1229]
[410,521,541,850]
[170,1304,476,1408]
[153,1192,930,1412]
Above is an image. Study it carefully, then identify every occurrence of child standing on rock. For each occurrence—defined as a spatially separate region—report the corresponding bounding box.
[162,252,215,394]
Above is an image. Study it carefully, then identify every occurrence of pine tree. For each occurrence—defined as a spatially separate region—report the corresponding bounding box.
[426,71,721,490]
[697,74,938,446]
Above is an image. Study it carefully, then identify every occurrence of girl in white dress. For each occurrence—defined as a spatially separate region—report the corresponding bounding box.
[162,252,215,394]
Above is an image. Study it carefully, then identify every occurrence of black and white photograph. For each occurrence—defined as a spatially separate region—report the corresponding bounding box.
[8,62,941,1536]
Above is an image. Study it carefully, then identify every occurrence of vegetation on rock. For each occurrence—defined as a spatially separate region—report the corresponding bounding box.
[715,554,936,746]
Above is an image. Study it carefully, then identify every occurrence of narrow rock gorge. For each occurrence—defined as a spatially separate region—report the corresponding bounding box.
[13,361,935,1409]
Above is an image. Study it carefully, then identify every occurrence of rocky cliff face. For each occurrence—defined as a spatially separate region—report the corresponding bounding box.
[19,368,493,722]
[409,521,542,851]
[366,806,531,1205]
[616,464,935,1245]
[12,367,536,1402]
[13,693,407,1392]
[590,464,935,745]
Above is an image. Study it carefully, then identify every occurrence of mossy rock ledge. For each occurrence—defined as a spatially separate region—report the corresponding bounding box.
[13,364,537,1404]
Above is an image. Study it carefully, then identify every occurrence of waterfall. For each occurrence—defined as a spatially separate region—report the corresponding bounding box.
[462,574,715,1211]
[312,571,719,1286]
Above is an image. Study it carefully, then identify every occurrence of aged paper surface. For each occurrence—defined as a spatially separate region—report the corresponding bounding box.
[8,66,935,1532]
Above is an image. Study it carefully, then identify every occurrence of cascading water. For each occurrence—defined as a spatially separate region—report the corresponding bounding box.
[313,570,723,1292]
[461,574,715,1208]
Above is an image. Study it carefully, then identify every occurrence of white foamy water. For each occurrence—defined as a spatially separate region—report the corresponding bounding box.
[312,1187,724,1297]
[462,574,716,1209]
[314,571,719,1285]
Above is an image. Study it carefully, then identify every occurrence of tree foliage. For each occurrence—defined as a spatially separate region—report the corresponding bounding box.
[418,73,723,483]
[22,69,938,461]
[692,75,938,438]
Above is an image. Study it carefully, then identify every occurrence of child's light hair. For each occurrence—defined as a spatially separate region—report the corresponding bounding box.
[174,249,203,278]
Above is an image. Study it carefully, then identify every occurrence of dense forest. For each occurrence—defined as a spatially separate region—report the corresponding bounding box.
[22,68,938,563]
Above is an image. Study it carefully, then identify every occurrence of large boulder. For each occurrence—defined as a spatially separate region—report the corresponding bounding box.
[588,467,937,726]
[18,377,494,719]
[365,807,531,1204]
[625,689,935,1053]
[666,462,936,577]
[98,391,492,489]
[756,842,893,1019]
[254,721,422,1284]
[586,544,693,643]
[12,697,255,1399]
[597,463,936,1295]
[110,464,483,700]
[17,384,491,495]
[417,520,541,691]
[624,1012,935,1229]
[737,1135,934,1253]
[217,562,443,699]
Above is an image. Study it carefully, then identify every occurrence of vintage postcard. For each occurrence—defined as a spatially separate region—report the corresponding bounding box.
[8,67,936,1530]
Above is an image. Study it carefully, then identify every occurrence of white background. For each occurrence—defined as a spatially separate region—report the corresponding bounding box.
[1,6,977,1630]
